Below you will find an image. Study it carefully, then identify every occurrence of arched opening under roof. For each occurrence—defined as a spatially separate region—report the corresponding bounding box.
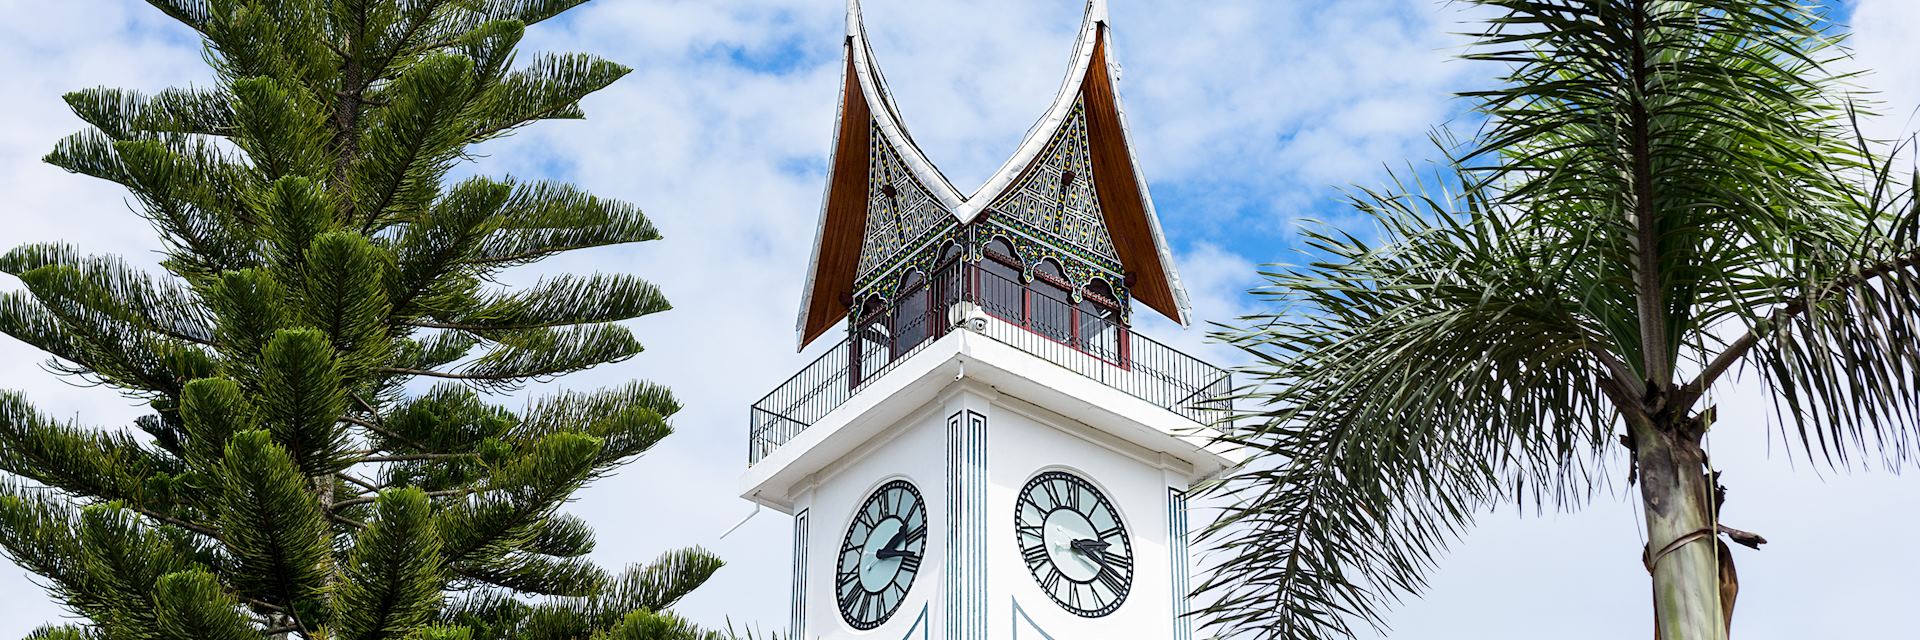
[892,271,932,357]
[1029,259,1073,343]
[1078,278,1125,363]
[851,296,892,387]
[979,237,1025,321]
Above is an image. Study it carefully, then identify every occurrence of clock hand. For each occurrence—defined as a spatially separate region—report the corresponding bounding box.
[879,528,906,553]
[1070,538,1112,569]
[875,528,915,560]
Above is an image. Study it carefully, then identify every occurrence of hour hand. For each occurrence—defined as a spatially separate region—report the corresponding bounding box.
[877,525,924,560]
[1070,538,1111,562]
[879,529,905,552]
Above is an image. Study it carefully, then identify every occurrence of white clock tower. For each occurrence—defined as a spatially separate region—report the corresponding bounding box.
[743,2,1237,638]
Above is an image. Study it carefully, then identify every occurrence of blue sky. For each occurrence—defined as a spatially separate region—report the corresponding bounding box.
[0,0,1915,638]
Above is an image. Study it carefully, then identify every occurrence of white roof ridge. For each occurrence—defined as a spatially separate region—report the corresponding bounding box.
[847,0,1109,220]
[953,0,1106,222]
[847,0,965,208]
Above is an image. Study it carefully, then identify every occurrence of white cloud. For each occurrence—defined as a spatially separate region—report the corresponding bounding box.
[1849,0,1920,143]
[0,0,1914,638]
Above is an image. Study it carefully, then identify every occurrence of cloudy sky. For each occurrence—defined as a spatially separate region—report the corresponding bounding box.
[0,0,1914,638]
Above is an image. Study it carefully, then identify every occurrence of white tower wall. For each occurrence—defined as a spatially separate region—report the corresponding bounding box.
[750,328,1228,639]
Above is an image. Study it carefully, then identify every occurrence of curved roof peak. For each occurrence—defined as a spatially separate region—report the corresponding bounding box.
[844,0,1108,218]
[798,0,1189,348]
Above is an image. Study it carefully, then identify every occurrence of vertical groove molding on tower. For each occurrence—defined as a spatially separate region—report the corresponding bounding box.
[945,410,987,640]
[791,509,809,639]
[1168,489,1193,640]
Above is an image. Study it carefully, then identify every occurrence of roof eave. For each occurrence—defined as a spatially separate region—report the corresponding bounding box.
[1094,24,1193,324]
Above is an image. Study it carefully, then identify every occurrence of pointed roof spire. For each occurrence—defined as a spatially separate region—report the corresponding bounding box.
[846,0,963,208]
[796,0,1190,349]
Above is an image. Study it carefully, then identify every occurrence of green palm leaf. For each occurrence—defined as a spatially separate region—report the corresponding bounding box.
[1200,1,1919,639]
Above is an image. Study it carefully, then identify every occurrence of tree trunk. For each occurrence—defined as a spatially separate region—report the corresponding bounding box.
[1630,415,1727,640]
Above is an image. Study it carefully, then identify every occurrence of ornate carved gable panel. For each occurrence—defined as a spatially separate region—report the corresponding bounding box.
[857,121,953,280]
[984,97,1121,275]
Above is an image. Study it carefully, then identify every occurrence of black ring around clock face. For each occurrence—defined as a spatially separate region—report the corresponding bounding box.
[836,479,926,630]
[1014,470,1133,617]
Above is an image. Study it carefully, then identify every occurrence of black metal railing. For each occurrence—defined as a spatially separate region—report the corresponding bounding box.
[749,260,1230,465]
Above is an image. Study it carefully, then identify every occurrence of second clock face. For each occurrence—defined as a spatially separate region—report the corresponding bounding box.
[836,479,926,630]
[1015,470,1134,617]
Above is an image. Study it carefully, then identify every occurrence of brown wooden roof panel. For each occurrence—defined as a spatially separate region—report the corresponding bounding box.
[1082,31,1183,323]
[798,50,874,347]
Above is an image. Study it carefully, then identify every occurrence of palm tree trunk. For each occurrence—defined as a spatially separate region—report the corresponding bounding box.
[1630,415,1726,640]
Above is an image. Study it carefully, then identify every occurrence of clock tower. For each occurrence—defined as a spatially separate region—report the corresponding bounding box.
[743,2,1237,638]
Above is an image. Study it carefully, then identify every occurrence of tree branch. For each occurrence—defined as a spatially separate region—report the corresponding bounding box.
[130,504,225,542]
[375,366,509,382]
[330,488,469,510]
[342,393,440,454]
[338,472,380,492]
[1677,249,1920,411]
[359,452,476,463]
[1585,341,1643,407]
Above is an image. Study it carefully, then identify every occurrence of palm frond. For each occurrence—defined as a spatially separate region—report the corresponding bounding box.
[1199,173,1619,639]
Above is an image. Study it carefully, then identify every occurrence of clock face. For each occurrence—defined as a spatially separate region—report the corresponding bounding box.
[835,479,926,630]
[1015,471,1133,617]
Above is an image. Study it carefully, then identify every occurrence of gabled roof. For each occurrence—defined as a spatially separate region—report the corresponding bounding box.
[796,0,1192,348]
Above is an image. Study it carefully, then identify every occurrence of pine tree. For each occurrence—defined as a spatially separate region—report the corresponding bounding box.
[0,2,737,638]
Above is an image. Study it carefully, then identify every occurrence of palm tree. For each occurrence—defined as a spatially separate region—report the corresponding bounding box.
[1195,2,1918,639]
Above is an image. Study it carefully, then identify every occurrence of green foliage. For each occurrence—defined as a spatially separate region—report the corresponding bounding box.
[153,570,256,640]
[333,490,445,640]
[0,1,720,638]
[442,549,727,640]
[1200,1,1919,639]
[216,431,330,620]
[24,626,96,640]
[598,610,706,640]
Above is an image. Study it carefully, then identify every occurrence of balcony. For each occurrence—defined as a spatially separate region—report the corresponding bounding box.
[749,259,1232,465]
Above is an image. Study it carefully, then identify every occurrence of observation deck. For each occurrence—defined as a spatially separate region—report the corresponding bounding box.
[749,258,1231,467]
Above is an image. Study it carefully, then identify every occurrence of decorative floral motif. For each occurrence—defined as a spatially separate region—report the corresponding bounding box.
[984,98,1120,269]
[848,100,1132,319]
[858,122,950,278]
[857,224,964,302]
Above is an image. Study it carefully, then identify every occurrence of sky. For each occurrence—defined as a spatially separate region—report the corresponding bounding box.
[0,0,1914,638]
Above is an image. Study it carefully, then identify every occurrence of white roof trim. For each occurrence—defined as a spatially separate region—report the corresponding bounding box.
[951,0,1106,222]
[848,0,965,210]
[846,0,1107,220]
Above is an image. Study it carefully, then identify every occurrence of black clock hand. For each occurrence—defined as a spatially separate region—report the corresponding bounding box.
[875,528,915,560]
[1070,538,1112,568]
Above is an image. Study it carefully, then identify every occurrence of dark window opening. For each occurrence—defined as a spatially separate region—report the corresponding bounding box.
[852,297,891,387]
[1030,260,1073,343]
[893,272,932,357]
[1078,279,1124,362]
[980,239,1025,321]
